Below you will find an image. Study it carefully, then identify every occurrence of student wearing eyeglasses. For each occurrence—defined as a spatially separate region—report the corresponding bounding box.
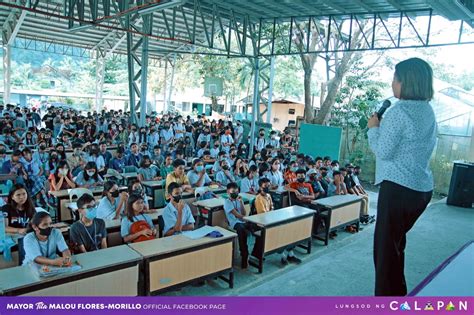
[69,193,107,253]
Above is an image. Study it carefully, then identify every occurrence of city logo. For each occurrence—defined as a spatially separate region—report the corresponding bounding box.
[400,302,411,311]
[446,302,456,311]
[424,302,434,311]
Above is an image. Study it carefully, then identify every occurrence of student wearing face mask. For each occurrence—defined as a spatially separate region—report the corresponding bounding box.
[210,141,220,158]
[240,165,259,194]
[267,158,284,190]
[269,131,280,148]
[174,117,185,140]
[86,144,106,174]
[286,169,316,207]
[215,160,235,186]
[22,211,71,266]
[248,152,262,168]
[70,194,107,253]
[234,121,244,144]
[197,141,208,158]
[75,162,104,188]
[121,193,157,243]
[137,156,160,181]
[255,178,273,214]
[255,128,267,152]
[67,143,87,176]
[197,128,211,146]
[163,182,195,236]
[96,180,128,220]
[128,125,139,146]
[220,127,234,154]
[49,160,76,191]
[187,159,214,188]
[127,179,152,212]
[160,122,174,151]
[284,160,299,184]
[237,143,248,159]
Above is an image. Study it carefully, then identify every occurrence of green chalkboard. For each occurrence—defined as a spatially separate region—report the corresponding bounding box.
[299,124,342,160]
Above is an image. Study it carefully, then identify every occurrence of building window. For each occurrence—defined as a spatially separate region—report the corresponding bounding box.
[182,102,190,112]
[231,105,237,113]
[288,108,295,115]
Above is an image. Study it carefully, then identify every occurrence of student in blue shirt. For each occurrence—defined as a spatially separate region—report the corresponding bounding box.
[215,159,235,186]
[120,193,157,243]
[97,180,128,220]
[162,182,195,236]
[22,211,71,266]
[187,158,214,188]
[223,183,261,269]
[75,161,104,188]
[240,165,259,194]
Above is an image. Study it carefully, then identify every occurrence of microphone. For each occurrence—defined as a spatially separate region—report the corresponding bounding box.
[377,100,391,119]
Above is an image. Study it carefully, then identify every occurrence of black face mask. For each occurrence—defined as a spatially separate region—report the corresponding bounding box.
[133,188,143,195]
[230,192,239,199]
[39,226,52,237]
[297,178,305,183]
[172,195,182,203]
[321,172,328,177]
[111,190,120,198]
[222,165,230,171]
[263,187,270,193]
[39,145,46,150]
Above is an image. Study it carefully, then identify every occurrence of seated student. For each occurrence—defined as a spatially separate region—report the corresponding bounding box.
[75,161,104,188]
[160,153,174,179]
[196,141,207,158]
[162,182,195,236]
[70,194,107,253]
[266,158,284,189]
[96,180,128,220]
[125,143,142,168]
[201,150,215,164]
[49,160,76,191]
[165,158,193,193]
[284,160,298,184]
[307,169,325,199]
[23,211,71,266]
[127,179,152,212]
[342,166,371,223]
[255,178,273,214]
[137,155,161,181]
[120,193,157,243]
[1,184,36,235]
[327,170,347,196]
[187,158,213,188]
[318,166,331,194]
[109,147,127,171]
[240,165,259,194]
[215,159,235,186]
[286,169,316,206]
[151,145,164,167]
[210,140,220,158]
[212,151,228,173]
[255,177,301,265]
[223,183,261,268]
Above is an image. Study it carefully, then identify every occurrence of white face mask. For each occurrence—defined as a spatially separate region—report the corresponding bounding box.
[86,170,95,176]
[60,169,69,176]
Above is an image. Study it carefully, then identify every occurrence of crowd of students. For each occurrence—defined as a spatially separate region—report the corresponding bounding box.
[1,105,372,271]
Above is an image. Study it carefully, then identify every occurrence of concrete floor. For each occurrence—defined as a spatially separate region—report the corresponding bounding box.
[163,191,474,296]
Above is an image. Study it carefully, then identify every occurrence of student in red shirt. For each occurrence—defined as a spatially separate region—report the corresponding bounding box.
[286,169,316,206]
[284,160,298,184]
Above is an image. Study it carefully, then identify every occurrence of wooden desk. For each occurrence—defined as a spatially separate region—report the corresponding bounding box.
[105,209,164,247]
[120,172,138,185]
[243,205,314,273]
[128,226,236,295]
[193,196,251,228]
[311,195,362,245]
[49,187,104,223]
[0,245,142,296]
[142,180,166,209]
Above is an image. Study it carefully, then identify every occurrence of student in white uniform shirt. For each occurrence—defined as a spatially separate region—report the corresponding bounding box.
[96,180,128,220]
[266,158,285,189]
[162,182,195,236]
[220,127,234,153]
[240,165,259,194]
[268,131,280,148]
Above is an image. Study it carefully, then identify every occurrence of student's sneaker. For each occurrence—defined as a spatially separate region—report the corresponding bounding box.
[281,257,289,266]
[369,215,376,224]
[287,256,302,264]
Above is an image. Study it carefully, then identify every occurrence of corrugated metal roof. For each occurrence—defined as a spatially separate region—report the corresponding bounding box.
[1,0,472,60]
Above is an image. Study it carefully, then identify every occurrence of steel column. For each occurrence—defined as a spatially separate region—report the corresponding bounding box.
[166,53,177,113]
[249,58,260,158]
[95,49,105,113]
[2,44,11,104]
[266,56,275,124]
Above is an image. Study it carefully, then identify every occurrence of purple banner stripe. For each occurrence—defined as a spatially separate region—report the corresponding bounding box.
[0,297,473,315]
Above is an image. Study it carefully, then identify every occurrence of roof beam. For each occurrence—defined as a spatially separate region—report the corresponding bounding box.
[352,0,374,12]
[320,0,346,13]
[385,0,403,11]
[2,8,27,45]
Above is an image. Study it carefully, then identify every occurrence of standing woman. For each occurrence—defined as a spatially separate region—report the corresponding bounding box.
[367,58,436,296]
